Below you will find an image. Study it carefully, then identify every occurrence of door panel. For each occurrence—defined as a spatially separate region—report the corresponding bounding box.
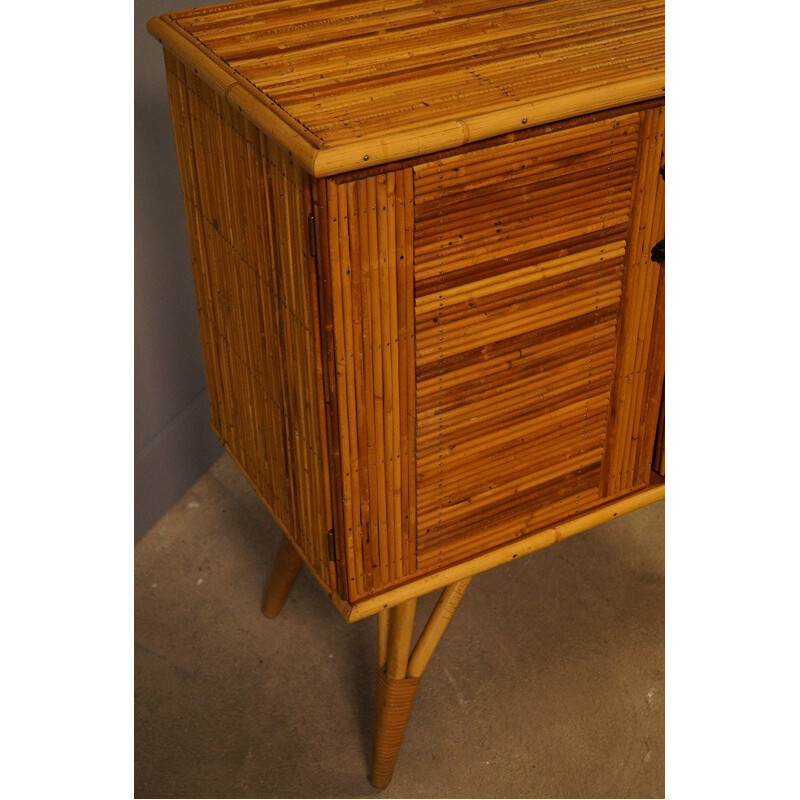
[413,108,664,570]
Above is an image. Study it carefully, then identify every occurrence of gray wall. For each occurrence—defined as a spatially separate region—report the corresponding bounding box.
[135,0,223,542]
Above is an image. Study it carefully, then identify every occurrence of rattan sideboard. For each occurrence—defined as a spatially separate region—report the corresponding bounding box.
[148,0,665,787]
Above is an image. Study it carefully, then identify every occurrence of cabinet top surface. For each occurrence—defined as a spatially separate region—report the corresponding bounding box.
[149,0,664,175]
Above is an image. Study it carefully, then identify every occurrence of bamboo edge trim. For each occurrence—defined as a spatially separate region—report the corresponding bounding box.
[345,480,664,622]
[149,12,663,178]
[313,74,665,178]
[147,15,320,171]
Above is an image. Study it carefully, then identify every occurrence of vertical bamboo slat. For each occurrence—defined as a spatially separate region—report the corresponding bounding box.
[319,169,417,599]
[163,51,333,592]
[602,105,665,497]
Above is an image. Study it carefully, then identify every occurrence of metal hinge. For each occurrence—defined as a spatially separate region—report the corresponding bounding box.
[308,212,317,258]
[327,528,336,562]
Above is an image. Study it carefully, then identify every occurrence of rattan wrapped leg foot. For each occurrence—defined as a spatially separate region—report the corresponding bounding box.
[262,535,304,619]
[371,669,422,789]
[371,580,472,787]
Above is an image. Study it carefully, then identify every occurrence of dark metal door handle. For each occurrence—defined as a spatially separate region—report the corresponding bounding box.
[651,239,665,263]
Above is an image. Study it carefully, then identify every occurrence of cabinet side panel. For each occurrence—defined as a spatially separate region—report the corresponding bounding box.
[602,105,665,497]
[163,51,333,590]
[320,170,417,600]
[412,114,641,570]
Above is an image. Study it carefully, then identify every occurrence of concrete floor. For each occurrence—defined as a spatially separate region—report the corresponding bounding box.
[135,454,664,799]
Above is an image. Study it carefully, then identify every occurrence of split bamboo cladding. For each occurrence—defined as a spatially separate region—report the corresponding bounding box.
[149,0,665,614]
[162,51,334,592]
[320,106,665,599]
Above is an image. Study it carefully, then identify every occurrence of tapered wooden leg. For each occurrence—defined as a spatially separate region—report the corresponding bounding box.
[370,578,472,789]
[262,535,304,619]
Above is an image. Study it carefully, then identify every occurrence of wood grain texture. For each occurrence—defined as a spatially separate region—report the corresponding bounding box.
[164,51,334,592]
[151,0,665,175]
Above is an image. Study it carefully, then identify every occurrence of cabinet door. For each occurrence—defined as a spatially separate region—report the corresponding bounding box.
[413,106,664,572]
[321,105,664,600]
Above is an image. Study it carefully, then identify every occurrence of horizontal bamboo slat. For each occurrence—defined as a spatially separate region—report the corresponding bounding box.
[149,0,664,175]
[164,51,333,593]
[413,113,639,570]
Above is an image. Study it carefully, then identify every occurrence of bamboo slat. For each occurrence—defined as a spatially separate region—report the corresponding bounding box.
[385,598,418,679]
[377,608,390,669]
[602,105,665,497]
[149,0,664,175]
[163,52,333,592]
[317,168,417,599]
[406,578,471,678]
